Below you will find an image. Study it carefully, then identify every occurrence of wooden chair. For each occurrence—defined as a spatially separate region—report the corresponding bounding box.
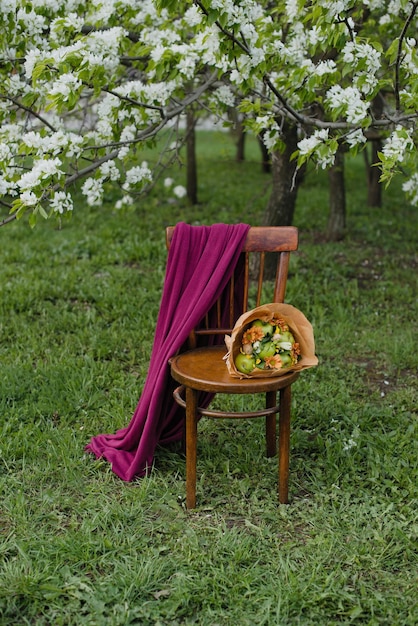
[167,225,300,508]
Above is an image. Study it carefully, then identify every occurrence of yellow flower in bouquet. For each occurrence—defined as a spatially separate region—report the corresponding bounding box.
[235,316,301,375]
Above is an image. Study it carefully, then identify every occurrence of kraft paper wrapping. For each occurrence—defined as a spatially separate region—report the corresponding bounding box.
[224,303,318,379]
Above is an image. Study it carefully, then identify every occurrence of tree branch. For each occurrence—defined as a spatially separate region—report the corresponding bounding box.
[100,86,165,116]
[194,1,251,55]
[260,75,418,131]
[61,71,219,187]
[395,1,418,112]
[0,213,17,227]
[0,95,57,132]
[262,76,306,126]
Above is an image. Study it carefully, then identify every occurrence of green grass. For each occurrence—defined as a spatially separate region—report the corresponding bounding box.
[0,131,417,625]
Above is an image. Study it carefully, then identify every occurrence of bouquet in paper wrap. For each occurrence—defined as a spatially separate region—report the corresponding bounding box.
[224,303,318,378]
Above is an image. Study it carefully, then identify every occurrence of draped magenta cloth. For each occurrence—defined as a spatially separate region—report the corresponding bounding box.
[85,222,250,481]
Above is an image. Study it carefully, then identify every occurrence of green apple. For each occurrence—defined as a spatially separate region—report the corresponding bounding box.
[252,319,274,337]
[235,353,256,374]
[279,330,295,344]
[257,341,276,360]
[278,352,292,367]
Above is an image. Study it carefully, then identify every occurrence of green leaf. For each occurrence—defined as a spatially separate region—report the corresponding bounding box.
[155,0,178,12]
[28,211,37,227]
[207,9,220,26]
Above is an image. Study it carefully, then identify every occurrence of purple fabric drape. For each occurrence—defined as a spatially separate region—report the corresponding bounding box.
[85,222,250,481]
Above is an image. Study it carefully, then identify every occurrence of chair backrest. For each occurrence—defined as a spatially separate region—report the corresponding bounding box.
[166,225,298,344]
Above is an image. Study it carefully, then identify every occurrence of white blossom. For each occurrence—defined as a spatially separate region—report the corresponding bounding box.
[298,129,336,169]
[184,5,202,27]
[342,438,357,452]
[6,74,30,97]
[210,0,232,11]
[0,142,12,161]
[64,133,84,158]
[50,191,73,214]
[115,194,134,210]
[24,49,42,79]
[128,0,165,27]
[342,41,381,74]
[50,12,84,41]
[120,125,136,144]
[150,44,166,63]
[298,129,329,155]
[118,146,130,160]
[229,69,245,86]
[94,120,114,142]
[194,27,221,67]
[21,132,44,151]
[262,123,282,151]
[313,60,337,76]
[285,0,300,21]
[402,173,418,206]
[0,0,16,14]
[48,74,82,100]
[326,85,369,124]
[177,52,199,79]
[99,160,120,182]
[16,8,47,37]
[307,26,327,47]
[81,178,104,207]
[319,0,351,18]
[0,123,21,143]
[382,126,414,163]
[173,185,187,199]
[345,129,367,148]
[20,191,39,206]
[0,175,15,195]
[400,38,418,76]
[363,0,386,8]
[18,158,63,190]
[122,162,152,191]
[22,130,84,158]
[211,85,236,108]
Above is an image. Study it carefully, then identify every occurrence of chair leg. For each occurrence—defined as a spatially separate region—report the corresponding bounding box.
[278,385,291,504]
[265,390,277,457]
[185,386,198,509]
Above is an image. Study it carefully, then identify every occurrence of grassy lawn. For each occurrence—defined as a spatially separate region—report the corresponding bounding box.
[0,131,417,625]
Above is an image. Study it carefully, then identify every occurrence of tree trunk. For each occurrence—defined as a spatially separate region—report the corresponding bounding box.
[262,124,302,228]
[365,94,384,208]
[326,145,346,241]
[235,117,246,162]
[365,138,383,207]
[186,108,198,205]
[258,132,271,173]
[228,108,246,162]
[262,123,304,278]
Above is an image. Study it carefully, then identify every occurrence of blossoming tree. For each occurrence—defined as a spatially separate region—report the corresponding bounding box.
[0,0,417,228]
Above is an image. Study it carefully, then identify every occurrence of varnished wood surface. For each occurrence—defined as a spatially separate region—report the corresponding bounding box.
[170,346,300,393]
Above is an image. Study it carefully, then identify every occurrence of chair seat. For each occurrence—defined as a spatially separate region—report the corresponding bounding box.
[170,345,299,393]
